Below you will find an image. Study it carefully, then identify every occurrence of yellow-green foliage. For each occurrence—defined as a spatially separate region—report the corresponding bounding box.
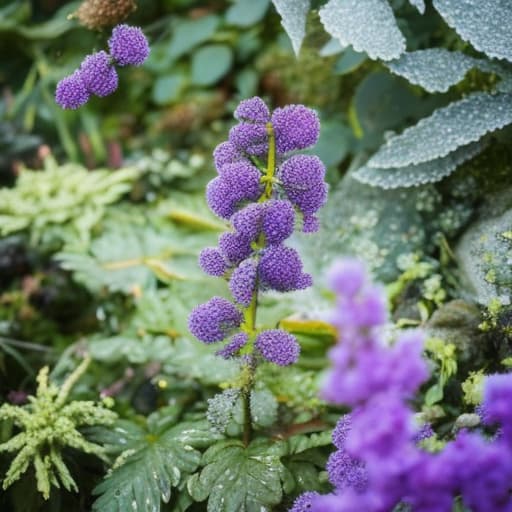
[0,357,117,499]
[0,154,138,245]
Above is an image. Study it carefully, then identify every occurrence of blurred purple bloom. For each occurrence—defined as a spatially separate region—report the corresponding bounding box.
[108,24,150,66]
[55,71,90,109]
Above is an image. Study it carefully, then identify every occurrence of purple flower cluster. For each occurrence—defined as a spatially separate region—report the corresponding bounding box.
[293,259,512,512]
[55,24,149,109]
[189,97,328,367]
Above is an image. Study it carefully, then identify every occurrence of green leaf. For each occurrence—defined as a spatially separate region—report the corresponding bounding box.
[167,16,220,61]
[152,74,186,105]
[187,439,285,512]
[93,421,219,512]
[387,49,479,93]
[369,93,512,168]
[433,0,512,63]
[354,140,485,188]
[320,0,405,61]
[272,0,311,56]
[191,45,234,86]
[334,48,367,75]
[57,221,204,294]
[226,0,270,27]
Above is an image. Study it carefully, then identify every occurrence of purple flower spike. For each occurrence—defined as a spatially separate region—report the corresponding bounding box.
[108,24,150,66]
[188,297,242,343]
[198,248,227,277]
[271,104,320,154]
[229,122,268,155]
[213,141,243,171]
[258,245,312,292]
[289,491,321,512]
[262,200,295,245]
[218,232,253,265]
[229,259,258,306]
[234,96,271,123]
[80,51,118,97]
[216,332,248,359]
[55,71,90,109]
[255,329,300,366]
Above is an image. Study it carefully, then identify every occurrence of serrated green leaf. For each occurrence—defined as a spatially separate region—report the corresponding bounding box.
[354,140,485,188]
[387,49,479,93]
[320,0,405,61]
[272,0,310,56]
[191,45,233,86]
[433,0,512,63]
[56,222,204,294]
[369,92,512,168]
[93,421,219,512]
[188,439,285,512]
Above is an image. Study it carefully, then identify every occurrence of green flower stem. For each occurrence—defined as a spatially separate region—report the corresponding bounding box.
[240,122,276,446]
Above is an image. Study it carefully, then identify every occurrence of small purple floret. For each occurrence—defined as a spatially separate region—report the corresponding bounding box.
[262,200,295,245]
[213,141,243,171]
[258,245,312,292]
[229,259,258,306]
[255,329,300,366]
[271,104,320,154]
[229,122,268,155]
[234,96,271,123]
[199,248,227,277]
[218,232,253,265]
[188,297,242,343]
[216,332,249,359]
[289,491,320,512]
[55,71,90,109]
[108,24,150,66]
[80,51,118,97]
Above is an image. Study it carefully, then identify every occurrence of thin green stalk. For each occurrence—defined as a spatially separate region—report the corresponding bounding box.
[240,121,276,447]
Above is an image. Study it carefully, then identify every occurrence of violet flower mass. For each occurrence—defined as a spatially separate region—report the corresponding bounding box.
[189,97,327,368]
[292,259,512,512]
[55,24,149,109]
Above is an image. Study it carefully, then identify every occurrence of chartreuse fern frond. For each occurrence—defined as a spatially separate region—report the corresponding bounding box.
[0,357,117,499]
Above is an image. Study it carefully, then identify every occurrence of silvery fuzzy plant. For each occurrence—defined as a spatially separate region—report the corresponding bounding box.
[272,0,512,189]
[188,96,328,446]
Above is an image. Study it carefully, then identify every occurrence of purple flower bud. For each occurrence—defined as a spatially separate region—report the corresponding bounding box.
[289,491,321,512]
[188,297,242,343]
[271,104,320,154]
[279,155,328,216]
[213,141,243,171]
[80,51,118,97]
[216,332,248,359]
[258,245,312,292]
[255,329,300,366]
[218,232,253,265]
[229,122,268,155]
[234,96,271,123]
[55,70,90,109]
[108,24,150,66]
[232,203,264,242]
[302,214,320,233]
[413,423,434,444]
[326,449,367,493]
[199,247,227,277]
[229,259,257,306]
[262,200,295,245]
[206,162,262,219]
[332,414,352,449]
